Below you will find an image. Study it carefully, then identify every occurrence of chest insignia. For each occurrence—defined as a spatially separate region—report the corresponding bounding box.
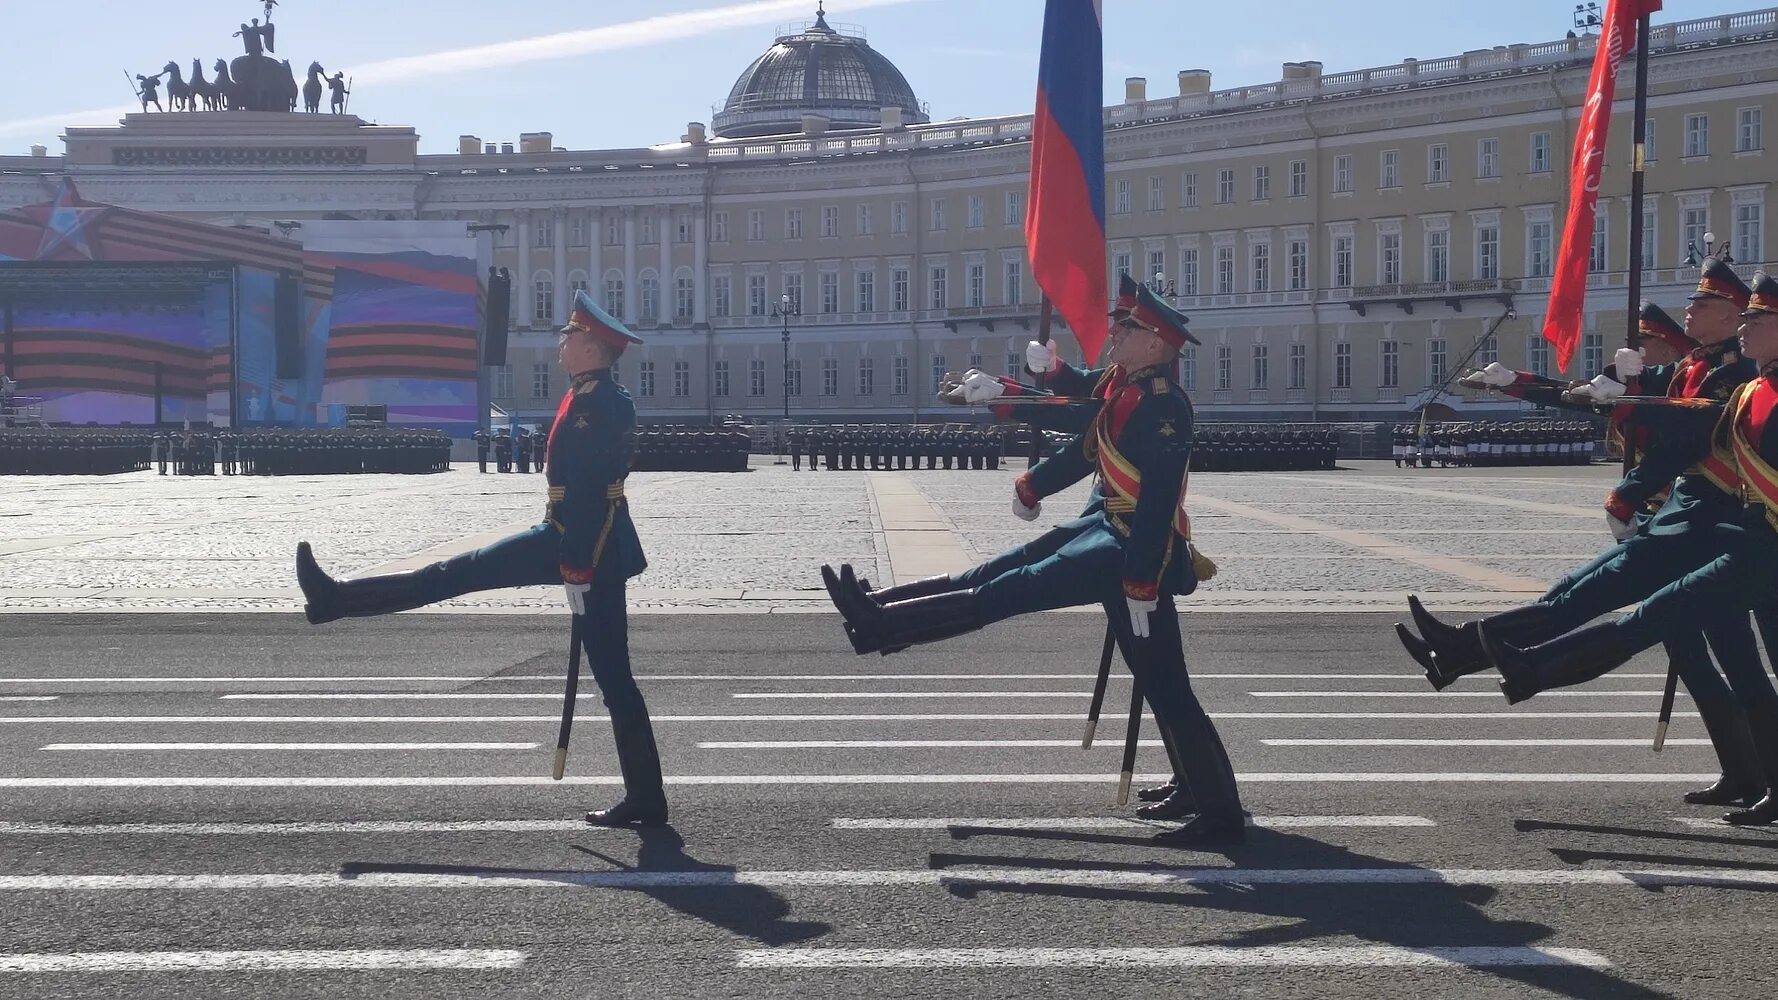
[574,415,589,429]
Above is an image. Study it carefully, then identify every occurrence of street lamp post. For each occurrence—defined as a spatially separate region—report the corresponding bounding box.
[773,292,801,462]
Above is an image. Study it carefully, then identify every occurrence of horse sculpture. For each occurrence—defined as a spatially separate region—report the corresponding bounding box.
[282,60,300,112]
[212,59,238,110]
[190,59,220,111]
[162,61,195,112]
[303,62,324,114]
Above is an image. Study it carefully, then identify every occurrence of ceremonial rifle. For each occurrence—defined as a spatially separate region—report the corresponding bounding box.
[551,615,583,780]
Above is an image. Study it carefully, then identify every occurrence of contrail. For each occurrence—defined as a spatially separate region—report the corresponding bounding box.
[0,0,926,139]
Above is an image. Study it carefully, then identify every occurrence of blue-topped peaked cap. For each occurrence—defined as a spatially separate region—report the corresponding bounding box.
[1125,283,1198,348]
[561,288,644,349]
[1109,272,1141,319]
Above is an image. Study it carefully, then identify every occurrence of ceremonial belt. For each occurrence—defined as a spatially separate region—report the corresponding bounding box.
[1727,384,1778,532]
[1697,385,1746,496]
[1093,419,1192,540]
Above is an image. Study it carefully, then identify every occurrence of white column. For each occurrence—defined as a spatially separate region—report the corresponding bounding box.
[693,209,709,323]
[552,208,569,322]
[514,210,531,329]
[587,208,599,285]
[659,207,673,322]
[622,208,639,326]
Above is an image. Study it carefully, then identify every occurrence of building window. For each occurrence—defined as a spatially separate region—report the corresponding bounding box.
[929,198,946,231]
[892,268,910,312]
[1147,176,1164,211]
[1146,249,1165,286]
[530,363,550,399]
[783,273,803,313]
[638,272,660,322]
[1380,341,1399,388]
[1478,335,1499,368]
[712,211,729,243]
[893,356,909,396]
[1528,221,1554,278]
[969,352,984,372]
[929,266,948,309]
[1113,251,1132,284]
[1427,340,1446,386]
[1640,208,1658,269]
[1333,236,1354,288]
[967,195,985,229]
[1528,335,1551,377]
[1287,240,1308,291]
[1334,155,1353,193]
[672,360,689,398]
[1476,225,1500,280]
[1006,353,1021,376]
[820,272,839,314]
[1004,259,1023,306]
[1686,113,1710,157]
[786,359,802,398]
[1182,172,1199,209]
[1250,242,1270,293]
[603,273,625,317]
[676,215,691,244]
[1583,331,1604,377]
[785,208,803,240]
[1589,215,1609,273]
[1334,342,1352,389]
[1427,230,1450,283]
[1741,107,1764,151]
[533,222,552,248]
[1251,343,1269,389]
[1113,179,1131,215]
[967,263,986,308]
[1736,202,1764,265]
[492,364,514,398]
[1216,345,1233,391]
[1179,249,1199,296]
[1253,165,1271,201]
[638,361,656,397]
[714,360,730,397]
[746,209,765,242]
[930,354,946,394]
[749,359,766,397]
[569,213,588,247]
[858,204,874,236]
[1478,138,1500,178]
[1380,233,1402,285]
[747,275,768,316]
[643,216,660,245]
[820,205,839,238]
[1428,143,1448,183]
[532,272,554,326]
[1005,190,1025,226]
[856,271,876,313]
[1215,246,1234,295]
[1289,343,1307,389]
[858,358,875,396]
[1289,159,1307,198]
[1380,150,1400,188]
[1180,347,1197,389]
[604,215,621,246]
[891,201,908,235]
[675,273,694,320]
[822,357,838,396]
[1683,205,1709,261]
[1216,169,1235,204]
[569,272,589,301]
[1531,132,1552,173]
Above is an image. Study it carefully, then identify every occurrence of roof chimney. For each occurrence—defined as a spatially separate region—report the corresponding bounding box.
[1177,69,1212,96]
[683,122,708,145]
[29,144,47,157]
[484,142,497,154]
[519,132,553,154]
[500,142,515,154]
[458,135,481,155]
[1124,77,1147,103]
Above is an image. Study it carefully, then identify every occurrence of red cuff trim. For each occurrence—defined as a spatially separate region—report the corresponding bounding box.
[560,564,594,585]
[1604,492,1635,522]
[1123,580,1159,602]
[1014,473,1040,509]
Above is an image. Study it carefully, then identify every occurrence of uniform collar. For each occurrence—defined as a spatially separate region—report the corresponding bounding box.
[1696,339,1739,364]
[570,368,607,390]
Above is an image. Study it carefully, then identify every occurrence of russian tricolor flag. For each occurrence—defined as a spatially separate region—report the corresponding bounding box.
[1026,0,1108,364]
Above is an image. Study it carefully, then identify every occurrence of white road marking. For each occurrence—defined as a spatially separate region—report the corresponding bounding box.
[729,692,1119,700]
[0,697,56,703]
[700,740,1167,749]
[0,867,1767,892]
[830,816,1437,830]
[1265,738,1710,748]
[0,949,525,973]
[0,711,1704,724]
[0,672,1669,683]
[38,742,538,752]
[220,694,562,701]
[0,820,592,837]
[0,772,1722,789]
[1249,691,1677,699]
[733,945,1613,970]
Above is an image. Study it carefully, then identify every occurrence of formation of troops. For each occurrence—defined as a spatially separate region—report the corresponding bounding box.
[786,424,1011,471]
[1391,421,1601,467]
[475,424,750,474]
[1398,260,1778,827]
[1192,426,1338,471]
[0,426,452,476]
[0,427,156,475]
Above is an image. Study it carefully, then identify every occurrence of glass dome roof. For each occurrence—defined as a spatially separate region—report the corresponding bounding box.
[713,6,929,139]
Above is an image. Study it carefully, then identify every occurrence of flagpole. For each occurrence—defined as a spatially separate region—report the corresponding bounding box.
[1625,11,1653,356]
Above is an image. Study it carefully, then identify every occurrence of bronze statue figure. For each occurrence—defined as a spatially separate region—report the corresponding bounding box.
[303,61,324,113]
[327,71,348,114]
[133,71,166,113]
[234,21,264,57]
[129,2,358,117]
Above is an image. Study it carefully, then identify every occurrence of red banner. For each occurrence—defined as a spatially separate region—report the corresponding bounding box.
[1543,0,1662,372]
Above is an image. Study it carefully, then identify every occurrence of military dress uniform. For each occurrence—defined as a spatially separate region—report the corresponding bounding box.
[295,290,664,826]
[822,282,1243,847]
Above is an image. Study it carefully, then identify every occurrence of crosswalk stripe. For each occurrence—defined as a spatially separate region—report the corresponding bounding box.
[1249,691,1676,699]
[0,711,1705,724]
[700,740,1166,749]
[0,867,1767,892]
[732,945,1613,969]
[1264,738,1711,747]
[0,672,1671,684]
[0,697,56,703]
[0,820,592,836]
[830,816,1437,830]
[38,743,539,752]
[0,949,525,972]
[0,772,1721,789]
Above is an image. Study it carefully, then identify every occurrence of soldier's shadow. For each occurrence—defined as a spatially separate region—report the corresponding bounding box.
[930,825,1679,1000]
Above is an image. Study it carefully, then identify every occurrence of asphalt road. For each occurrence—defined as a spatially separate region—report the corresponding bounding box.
[0,612,1772,999]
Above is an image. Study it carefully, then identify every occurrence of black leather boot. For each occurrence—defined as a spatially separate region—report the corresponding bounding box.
[1406,597,1559,682]
[296,542,437,625]
[1726,703,1778,826]
[834,586,983,657]
[1480,620,1637,705]
[1687,697,1764,807]
[1136,788,1196,820]
[589,710,667,827]
[1394,623,1456,691]
[861,573,960,606]
[1136,782,1177,802]
[295,542,342,624]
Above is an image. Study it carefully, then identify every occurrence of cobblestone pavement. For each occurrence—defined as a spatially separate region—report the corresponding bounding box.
[0,459,1618,614]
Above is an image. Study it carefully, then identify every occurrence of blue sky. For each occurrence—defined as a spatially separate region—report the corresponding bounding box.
[0,0,1740,154]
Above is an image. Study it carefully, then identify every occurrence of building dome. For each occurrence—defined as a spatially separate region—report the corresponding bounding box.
[713,6,929,139]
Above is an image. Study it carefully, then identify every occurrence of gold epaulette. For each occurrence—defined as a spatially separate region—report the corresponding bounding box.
[576,379,601,396]
[606,481,626,500]
[547,486,566,500]
[1150,377,1168,394]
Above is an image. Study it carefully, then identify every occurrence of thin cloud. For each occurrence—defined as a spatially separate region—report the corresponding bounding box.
[0,0,926,139]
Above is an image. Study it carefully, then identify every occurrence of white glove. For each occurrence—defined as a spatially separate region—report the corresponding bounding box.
[1012,494,1041,521]
[1476,362,1518,388]
[563,582,590,616]
[1606,512,1636,541]
[1572,375,1628,402]
[1127,596,1159,638]
[953,369,1006,404]
[1613,347,1644,380]
[1026,340,1060,375]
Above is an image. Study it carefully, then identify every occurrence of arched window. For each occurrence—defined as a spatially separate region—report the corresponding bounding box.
[673,267,695,321]
[568,270,590,299]
[532,270,554,326]
[602,269,625,318]
[639,269,660,322]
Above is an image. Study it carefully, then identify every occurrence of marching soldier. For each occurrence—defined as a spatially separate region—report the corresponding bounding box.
[294,290,664,827]
[823,281,1243,846]
[494,428,513,473]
